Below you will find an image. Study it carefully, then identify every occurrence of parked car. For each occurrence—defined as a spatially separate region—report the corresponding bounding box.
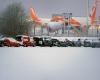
[74,39,82,47]
[2,37,21,47]
[65,39,76,47]
[91,39,100,48]
[58,41,68,47]
[50,38,60,46]
[33,37,40,46]
[83,39,92,47]
[33,36,52,47]
[0,39,4,47]
[0,35,5,47]
[15,35,35,47]
[39,37,53,47]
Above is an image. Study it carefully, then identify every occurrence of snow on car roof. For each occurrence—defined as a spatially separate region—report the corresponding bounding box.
[16,35,29,37]
[0,37,17,42]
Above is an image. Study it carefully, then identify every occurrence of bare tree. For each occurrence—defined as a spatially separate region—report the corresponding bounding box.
[0,2,32,36]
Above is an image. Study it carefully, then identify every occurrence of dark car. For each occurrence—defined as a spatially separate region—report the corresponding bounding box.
[91,39,100,48]
[34,36,52,47]
[33,37,60,47]
[58,41,68,47]
[40,37,53,47]
[33,37,41,46]
[65,39,76,47]
[0,40,4,47]
[50,39,60,46]
[0,35,5,47]
[74,39,82,47]
[83,39,91,47]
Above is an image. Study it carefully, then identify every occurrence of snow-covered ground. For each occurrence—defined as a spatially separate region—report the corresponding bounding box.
[0,48,100,80]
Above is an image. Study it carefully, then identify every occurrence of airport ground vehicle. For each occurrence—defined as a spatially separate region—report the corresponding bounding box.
[15,35,35,47]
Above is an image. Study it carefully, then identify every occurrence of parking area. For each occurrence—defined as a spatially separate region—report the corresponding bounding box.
[0,35,100,48]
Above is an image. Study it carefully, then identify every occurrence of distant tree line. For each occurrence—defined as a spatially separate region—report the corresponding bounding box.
[0,2,32,36]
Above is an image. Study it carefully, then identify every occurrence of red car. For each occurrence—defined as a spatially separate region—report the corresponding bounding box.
[3,37,21,47]
[15,35,35,47]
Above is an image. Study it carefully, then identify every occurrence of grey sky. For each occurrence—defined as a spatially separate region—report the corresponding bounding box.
[0,48,100,80]
[0,0,100,18]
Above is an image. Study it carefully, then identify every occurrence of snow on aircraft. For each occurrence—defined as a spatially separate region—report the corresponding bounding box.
[30,0,98,33]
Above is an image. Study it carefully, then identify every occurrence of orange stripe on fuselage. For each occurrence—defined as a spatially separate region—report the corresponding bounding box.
[51,16,65,21]
[65,18,81,27]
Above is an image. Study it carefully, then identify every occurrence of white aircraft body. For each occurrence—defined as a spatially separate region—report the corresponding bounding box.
[30,0,98,32]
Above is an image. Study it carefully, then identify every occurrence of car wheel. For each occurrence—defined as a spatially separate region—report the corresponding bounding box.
[16,43,20,47]
[50,45,52,47]
[24,44,28,47]
[7,44,10,47]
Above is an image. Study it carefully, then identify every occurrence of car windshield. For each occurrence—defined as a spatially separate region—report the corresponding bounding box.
[7,38,17,42]
[15,36,22,41]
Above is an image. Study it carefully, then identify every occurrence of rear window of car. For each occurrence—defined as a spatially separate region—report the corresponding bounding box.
[23,37,30,42]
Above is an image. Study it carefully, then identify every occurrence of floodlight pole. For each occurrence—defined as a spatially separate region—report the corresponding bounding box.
[68,13,72,37]
[41,26,43,36]
[33,23,36,36]
[46,23,49,36]
[62,13,66,34]
[87,0,89,36]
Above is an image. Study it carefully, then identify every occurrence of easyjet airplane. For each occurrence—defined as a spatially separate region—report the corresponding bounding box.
[30,0,98,33]
[30,8,65,31]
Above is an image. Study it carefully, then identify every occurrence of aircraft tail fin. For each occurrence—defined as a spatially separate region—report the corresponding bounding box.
[30,8,39,21]
[89,0,98,25]
[30,8,42,25]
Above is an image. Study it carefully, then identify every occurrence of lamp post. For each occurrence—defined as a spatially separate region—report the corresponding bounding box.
[62,13,67,34]
[68,13,72,37]
[33,23,36,36]
[45,23,49,36]
[86,0,89,37]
